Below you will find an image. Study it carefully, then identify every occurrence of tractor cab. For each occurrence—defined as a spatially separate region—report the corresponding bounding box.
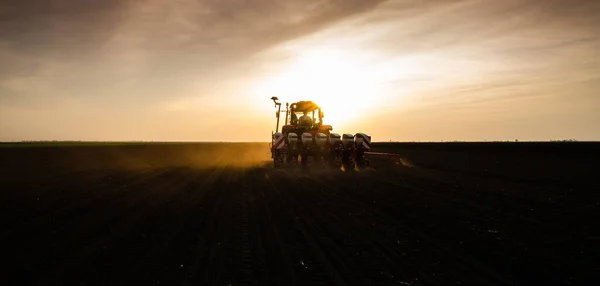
[281,100,332,136]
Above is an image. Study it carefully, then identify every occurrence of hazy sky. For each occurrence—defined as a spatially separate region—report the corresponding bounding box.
[1,0,599,142]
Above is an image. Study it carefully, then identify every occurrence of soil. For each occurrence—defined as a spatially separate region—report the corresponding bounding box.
[1,142,599,285]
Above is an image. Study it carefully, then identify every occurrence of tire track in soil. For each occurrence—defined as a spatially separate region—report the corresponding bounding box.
[285,170,437,285]
[182,167,242,286]
[249,168,299,286]
[152,165,230,285]
[210,169,244,285]
[300,172,434,285]
[274,168,404,282]
[277,170,380,284]
[265,169,350,286]
[257,177,307,285]
[236,168,256,285]
[233,167,270,286]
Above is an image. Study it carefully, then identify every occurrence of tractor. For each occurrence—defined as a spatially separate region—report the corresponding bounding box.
[269,97,398,168]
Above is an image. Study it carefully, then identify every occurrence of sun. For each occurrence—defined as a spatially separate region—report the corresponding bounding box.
[254,48,385,131]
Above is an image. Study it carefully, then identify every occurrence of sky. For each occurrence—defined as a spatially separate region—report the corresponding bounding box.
[1,0,599,142]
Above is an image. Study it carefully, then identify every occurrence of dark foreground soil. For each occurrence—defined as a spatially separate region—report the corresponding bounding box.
[1,142,599,285]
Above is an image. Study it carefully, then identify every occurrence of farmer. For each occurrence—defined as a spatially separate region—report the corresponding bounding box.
[298,111,312,126]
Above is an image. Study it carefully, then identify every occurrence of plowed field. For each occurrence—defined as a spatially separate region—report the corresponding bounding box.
[2,142,598,285]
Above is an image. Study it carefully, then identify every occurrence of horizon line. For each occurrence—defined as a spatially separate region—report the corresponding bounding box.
[1,139,596,144]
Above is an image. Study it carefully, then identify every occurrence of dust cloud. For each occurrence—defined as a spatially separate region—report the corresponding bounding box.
[101,143,273,170]
[0,143,273,179]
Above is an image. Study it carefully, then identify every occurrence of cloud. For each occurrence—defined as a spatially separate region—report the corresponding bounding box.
[1,0,599,141]
[0,0,389,105]
[1,0,389,59]
[354,0,600,101]
[0,0,130,54]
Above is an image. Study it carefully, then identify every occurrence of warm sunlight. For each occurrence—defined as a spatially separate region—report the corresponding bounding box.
[4,0,598,142]
[254,48,393,131]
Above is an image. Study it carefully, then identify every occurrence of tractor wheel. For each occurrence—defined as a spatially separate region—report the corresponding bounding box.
[273,156,282,168]
[300,153,307,166]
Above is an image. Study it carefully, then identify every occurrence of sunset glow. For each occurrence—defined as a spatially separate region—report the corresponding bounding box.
[1,0,599,142]
[253,47,395,130]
